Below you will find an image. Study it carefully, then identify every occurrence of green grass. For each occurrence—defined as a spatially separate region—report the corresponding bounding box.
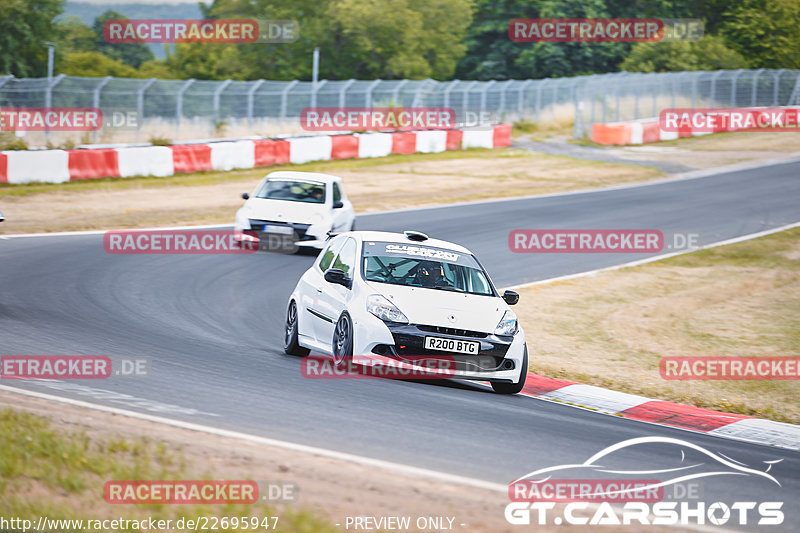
[0,408,343,532]
[0,147,523,198]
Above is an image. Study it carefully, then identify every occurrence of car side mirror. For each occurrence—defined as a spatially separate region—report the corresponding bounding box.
[324,268,352,289]
[502,290,519,305]
[241,192,250,200]
[332,200,344,209]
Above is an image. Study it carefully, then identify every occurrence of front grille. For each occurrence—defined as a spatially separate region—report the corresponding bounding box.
[417,325,487,338]
[248,219,311,239]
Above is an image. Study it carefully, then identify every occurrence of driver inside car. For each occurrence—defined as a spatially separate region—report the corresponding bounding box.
[415,261,449,288]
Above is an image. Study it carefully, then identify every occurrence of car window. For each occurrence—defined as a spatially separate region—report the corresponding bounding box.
[318,238,346,272]
[332,183,342,203]
[361,241,494,296]
[256,179,325,204]
[332,238,357,277]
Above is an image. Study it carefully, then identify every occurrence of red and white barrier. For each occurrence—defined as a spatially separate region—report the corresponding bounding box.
[0,125,511,184]
[117,146,174,177]
[591,108,799,145]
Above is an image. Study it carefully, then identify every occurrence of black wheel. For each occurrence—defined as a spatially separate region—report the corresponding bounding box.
[492,345,528,394]
[332,312,354,366]
[284,301,309,356]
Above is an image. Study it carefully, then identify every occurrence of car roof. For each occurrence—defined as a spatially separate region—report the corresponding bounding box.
[345,231,474,255]
[265,170,341,184]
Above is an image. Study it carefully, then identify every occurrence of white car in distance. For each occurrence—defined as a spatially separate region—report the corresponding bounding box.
[235,171,355,252]
[284,230,528,394]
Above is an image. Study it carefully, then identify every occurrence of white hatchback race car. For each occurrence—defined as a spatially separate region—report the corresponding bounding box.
[284,230,528,394]
[235,171,355,251]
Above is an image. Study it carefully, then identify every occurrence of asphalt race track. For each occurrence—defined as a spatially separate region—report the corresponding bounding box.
[2,159,799,530]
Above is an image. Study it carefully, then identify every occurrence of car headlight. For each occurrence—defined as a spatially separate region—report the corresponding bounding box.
[367,294,408,324]
[494,310,518,336]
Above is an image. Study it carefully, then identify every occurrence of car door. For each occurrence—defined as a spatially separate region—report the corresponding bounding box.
[304,237,346,343]
[329,182,353,232]
[314,237,358,347]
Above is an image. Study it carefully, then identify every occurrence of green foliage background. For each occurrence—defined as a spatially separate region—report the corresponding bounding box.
[1,0,798,81]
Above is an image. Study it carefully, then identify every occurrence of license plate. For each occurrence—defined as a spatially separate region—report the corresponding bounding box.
[263,225,293,235]
[424,336,479,355]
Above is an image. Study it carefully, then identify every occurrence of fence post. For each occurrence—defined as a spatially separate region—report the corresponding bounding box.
[462,81,479,121]
[730,69,745,107]
[497,80,512,115]
[137,78,156,140]
[364,79,380,107]
[411,78,432,107]
[709,70,725,107]
[280,80,299,120]
[340,78,356,108]
[751,68,765,106]
[91,76,112,143]
[480,80,495,116]
[787,72,800,106]
[773,69,786,105]
[247,79,265,128]
[44,73,65,110]
[176,78,195,139]
[213,79,232,134]
[536,79,549,121]
[391,79,409,106]
[518,80,533,116]
[443,80,459,110]
[311,79,327,108]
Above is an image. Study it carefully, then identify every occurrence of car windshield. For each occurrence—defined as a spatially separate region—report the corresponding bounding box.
[362,241,494,296]
[255,179,325,203]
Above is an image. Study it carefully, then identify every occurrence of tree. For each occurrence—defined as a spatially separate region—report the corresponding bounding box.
[93,10,155,68]
[59,51,140,77]
[719,0,800,69]
[0,0,64,76]
[162,0,472,80]
[620,35,749,72]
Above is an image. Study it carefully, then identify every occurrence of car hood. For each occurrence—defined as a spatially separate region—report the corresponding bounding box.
[368,283,507,333]
[243,198,327,224]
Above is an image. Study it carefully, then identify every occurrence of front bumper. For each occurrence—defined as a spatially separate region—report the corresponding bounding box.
[234,218,327,252]
[363,322,524,381]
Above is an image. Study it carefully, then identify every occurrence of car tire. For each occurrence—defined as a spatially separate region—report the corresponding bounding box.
[332,312,354,367]
[491,345,528,394]
[284,300,310,356]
